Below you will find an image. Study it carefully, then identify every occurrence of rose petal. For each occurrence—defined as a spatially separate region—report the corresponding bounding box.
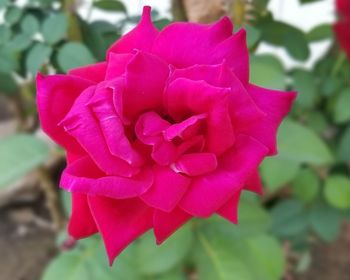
[60,156,153,199]
[152,17,249,84]
[244,171,264,195]
[105,53,133,80]
[141,166,191,212]
[124,51,170,119]
[88,196,153,265]
[68,62,107,83]
[153,208,192,244]
[334,20,350,59]
[60,86,140,177]
[151,140,177,166]
[173,153,217,177]
[36,74,93,156]
[216,190,241,224]
[68,193,98,239]
[239,84,297,155]
[179,135,268,217]
[107,6,158,55]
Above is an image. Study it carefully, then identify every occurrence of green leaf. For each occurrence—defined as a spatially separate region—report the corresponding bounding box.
[338,125,350,162]
[0,48,18,73]
[334,89,350,124]
[259,20,310,61]
[5,6,23,25]
[42,237,140,280]
[8,33,33,51]
[195,232,253,280]
[0,134,49,189]
[308,202,341,242]
[42,13,68,44]
[271,199,308,238]
[26,43,52,74]
[306,24,332,42]
[277,119,333,165]
[250,55,285,90]
[292,168,320,203]
[94,0,127,12]
[245,25,261,49]
[0,25,11,45]
[57,42,95,72]
[291,69,317,108]
[21,14,40,35]
[136,224,193,275]
[0,0,9,8]
[324,175,350,210]
[261,156,300,191]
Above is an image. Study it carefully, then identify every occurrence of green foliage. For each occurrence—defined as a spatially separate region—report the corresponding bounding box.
[42,13,68,44]
[0,134,49,189]
[324,175,350,209]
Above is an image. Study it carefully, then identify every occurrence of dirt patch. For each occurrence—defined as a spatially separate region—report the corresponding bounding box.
[0,197,57,280]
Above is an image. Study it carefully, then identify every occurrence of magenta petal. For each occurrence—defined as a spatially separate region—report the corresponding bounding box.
[68,193,98,239]
[36,74,93,156]
[163,114,207,141]
[177,135,205,156]
[124,51,170,119]
[88,86,143,166]
[174,153,217,176]
[153,208,192,244]
[239,85,297,155]
[244,171,264,195]
[179,135,268,217]
[217,191,241,224]
[88,197,153,265]
[105,53,133,80]
[141,166,191,212]
[60,86,140,176]
[60,156,153,199]
[107,6,158,55]
[152,16,233,68]
[68,62,107,83]
[151,141,177,166]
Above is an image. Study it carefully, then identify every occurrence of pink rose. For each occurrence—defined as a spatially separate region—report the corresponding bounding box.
[37,6,296,264]
[334,0,350,59]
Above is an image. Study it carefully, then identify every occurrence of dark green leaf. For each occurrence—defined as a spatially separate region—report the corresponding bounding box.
[0,134,49,189]
[271,199,308,237]
[0,48,18,73]
[57,42,95,72]
[0,25,11,45]
[306,24,332,42]
[8,33,33,51]
[94,0,127,13]
[338,125,350,162]
[0,72,18,94]
[292,69,317,108]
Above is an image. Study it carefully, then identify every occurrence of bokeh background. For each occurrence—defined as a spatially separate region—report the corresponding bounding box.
[0,0,350,279]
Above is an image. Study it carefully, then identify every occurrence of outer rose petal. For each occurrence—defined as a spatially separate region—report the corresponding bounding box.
[60,156,153,199]
[60,86,140,177]
[107,6,158,55]
[88,196,153,265]
[244,171,264,195]
[239,85,297,155]
[68,62,107,83]
[152,17,249,84]
[36,74,93,156]
[141,166,191,212]
[216,190,241,224]
[179,135,269,217]
[68,193,98,239]
[337,0,350,17]
[153,208,192,244]
[105,53,133,80]
[334,20,350,59]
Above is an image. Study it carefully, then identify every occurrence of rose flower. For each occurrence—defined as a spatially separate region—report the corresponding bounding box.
[37,6,296,264]
[334,0,350,59]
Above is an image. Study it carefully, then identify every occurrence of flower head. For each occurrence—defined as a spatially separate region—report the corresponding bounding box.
[37,6,296,264]
[334,0,350,59]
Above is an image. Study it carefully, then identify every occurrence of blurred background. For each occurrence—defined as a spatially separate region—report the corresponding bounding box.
[0,0,350,279]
